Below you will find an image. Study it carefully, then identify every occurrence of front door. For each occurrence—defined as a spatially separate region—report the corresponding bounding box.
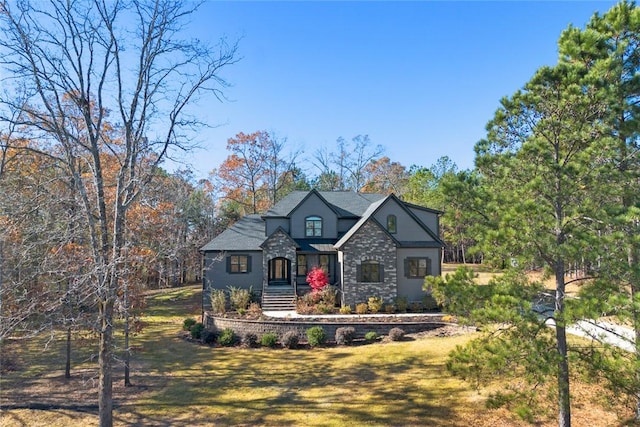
[268,257,290,285]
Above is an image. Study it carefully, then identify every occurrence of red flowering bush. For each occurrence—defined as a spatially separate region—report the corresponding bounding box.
[306,266,329,293]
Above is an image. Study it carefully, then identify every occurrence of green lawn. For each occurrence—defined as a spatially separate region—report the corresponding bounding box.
[0,285,628,426]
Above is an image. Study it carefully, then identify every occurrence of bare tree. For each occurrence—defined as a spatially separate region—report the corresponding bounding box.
[313,135,384,192]
[264,132,301,205]
[0,1,237,425]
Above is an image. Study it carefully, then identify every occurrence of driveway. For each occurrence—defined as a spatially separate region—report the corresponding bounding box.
[545,318,636,352]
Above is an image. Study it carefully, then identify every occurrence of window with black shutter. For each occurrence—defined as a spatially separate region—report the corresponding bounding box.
[227,255,251,274]
[404,257,430,278]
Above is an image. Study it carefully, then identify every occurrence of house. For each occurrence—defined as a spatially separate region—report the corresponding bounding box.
[200,190,444,311]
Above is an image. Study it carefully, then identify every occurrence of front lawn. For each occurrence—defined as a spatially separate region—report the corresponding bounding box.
[0,285,631,426]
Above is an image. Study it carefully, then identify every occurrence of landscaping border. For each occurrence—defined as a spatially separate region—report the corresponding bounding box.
[203,312,450,340]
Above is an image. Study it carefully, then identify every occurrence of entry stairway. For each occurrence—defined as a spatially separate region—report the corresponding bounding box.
[261,285,297,311]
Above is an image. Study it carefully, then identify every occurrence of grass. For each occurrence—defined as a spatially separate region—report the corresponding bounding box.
[0,285,634,426]
[442,262,505,285]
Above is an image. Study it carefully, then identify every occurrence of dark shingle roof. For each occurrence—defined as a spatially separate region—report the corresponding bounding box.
[201,191,442,253]
[294,239,338,252]
[200,215,265,251]
[264,190,385,218]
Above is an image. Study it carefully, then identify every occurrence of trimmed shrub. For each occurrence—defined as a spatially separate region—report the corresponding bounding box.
[384,303,396,314]
[364,331,378,342]
[388,327,405,341]
[355,303,368,314]
[202,329,217,345]
[409,301,424,313]
[302,291,322,305]
[367,296,383,313]
[422,294,439,311]
[335,326,356,345]
[182,317,197,331]
[316,303,335,314]
[281,331,300,349]
[306,326,327,347]
[296,298,316,315]
[190,322,205,339]
[261,332,278,348]
[218,328,237,346]
[242,332,259,348]
[339,305,352,314]
[319,285,337,306]
[395,296,408,313]
[248,302,262,316]
[228,286,252,311]
[210,289,226,314]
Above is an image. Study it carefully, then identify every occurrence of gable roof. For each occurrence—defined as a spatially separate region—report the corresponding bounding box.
[263,189,385,218]
[201,190,443,253]
[334,194,445,249]
[200,214,265,251]
[260,226,299,249]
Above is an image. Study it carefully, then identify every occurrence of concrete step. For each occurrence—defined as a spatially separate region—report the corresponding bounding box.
[262,291,296,311]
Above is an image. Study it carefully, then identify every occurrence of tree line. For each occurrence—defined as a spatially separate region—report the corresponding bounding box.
[207,131,479,264]
[1,0,638,426]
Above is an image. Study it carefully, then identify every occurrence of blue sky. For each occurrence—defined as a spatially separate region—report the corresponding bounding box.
[175,1,618,179]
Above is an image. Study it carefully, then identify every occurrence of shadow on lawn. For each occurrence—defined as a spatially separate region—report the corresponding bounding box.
[121,324,466,426]
[0,286,471,426]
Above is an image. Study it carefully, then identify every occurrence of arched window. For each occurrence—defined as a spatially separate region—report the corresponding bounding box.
[305,216,322,237]
[387,215,397,233]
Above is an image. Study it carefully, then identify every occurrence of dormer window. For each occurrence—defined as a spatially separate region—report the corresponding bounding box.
[305,216,322,237]
[387,215,397,234]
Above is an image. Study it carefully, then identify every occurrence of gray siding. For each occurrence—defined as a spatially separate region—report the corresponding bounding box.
[337,218,358,234]
[265,217,289,236]
[373,200,436,242]
[396,247,441,302]
[202,250,263,311]
[289,192,338,239]
[407,207,439,234]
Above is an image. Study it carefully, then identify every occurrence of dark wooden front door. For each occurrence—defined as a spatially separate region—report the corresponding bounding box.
[268,257,290,285]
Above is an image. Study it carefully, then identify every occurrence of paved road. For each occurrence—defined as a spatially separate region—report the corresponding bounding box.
[546,318,636,352]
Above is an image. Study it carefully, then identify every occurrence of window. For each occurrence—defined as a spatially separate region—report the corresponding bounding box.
[319,254,330,274]
[227,255,250,274]
[405,257,430,278]
[359,260,381,283]
[305,216,322,237]
[387,215,397,234]
[297,254,307,276]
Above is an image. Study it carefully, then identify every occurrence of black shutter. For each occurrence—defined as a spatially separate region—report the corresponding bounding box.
[356,263,362,282]
[226,256,231,273]
[379,264,384,282]
[426,257,431,276]
[246,255,252,273]
[404,258,409,278]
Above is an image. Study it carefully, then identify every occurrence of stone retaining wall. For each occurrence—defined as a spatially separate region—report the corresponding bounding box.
[203,312,448,341]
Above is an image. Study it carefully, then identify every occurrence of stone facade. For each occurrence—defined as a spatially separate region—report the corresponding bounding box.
[261,228,297,288]
[341,220,397,306]
[203,312,448,340]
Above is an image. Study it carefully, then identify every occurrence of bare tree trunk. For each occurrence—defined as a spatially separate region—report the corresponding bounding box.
[461,242,466,264]
[98,298,114,427]
[123,246,132,387]
[628,245,640,420]
[555,263,571,427]
[124,307,131,387]
[65,326,71,379]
